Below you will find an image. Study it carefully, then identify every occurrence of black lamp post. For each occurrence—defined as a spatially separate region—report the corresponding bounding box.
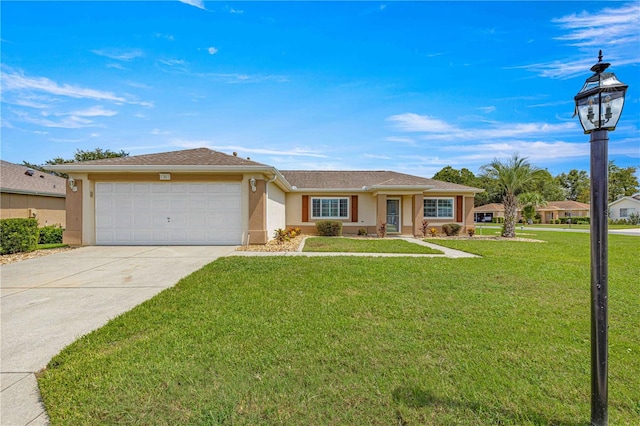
[574,50,627,426]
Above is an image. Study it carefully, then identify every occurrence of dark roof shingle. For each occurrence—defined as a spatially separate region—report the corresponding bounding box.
[56,148,268,167]
[0,160,66,197]
[280,170,481,191]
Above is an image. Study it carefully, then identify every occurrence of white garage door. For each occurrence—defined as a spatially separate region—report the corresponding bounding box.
[95,182,242,245]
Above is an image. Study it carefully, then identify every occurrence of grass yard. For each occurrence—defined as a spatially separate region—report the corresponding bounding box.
[37,243,68,250]
[37,232,640,425]
[303,236,443,254]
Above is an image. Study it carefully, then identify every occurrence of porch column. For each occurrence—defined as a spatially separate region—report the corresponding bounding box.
[464,196,475,232]
[62,180,83,245]
[376,194,387,237]
[412,194,424,237]
[248,179,268,244]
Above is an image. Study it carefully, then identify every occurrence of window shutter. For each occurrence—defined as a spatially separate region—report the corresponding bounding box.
[302,195,309,222]
[456,196,463,222]
[351,195,358,222]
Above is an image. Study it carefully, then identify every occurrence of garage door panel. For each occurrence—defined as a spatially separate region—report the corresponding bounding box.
[96,182,241,245]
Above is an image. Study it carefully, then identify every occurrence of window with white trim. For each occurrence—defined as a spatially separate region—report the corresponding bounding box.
[620,208,636,218]
[424,198,454,219]
[311,197,349,219]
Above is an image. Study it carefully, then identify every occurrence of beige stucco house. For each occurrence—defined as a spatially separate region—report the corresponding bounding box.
[474,200,590,224]
[47,148,482,246]
[0,160,66,227]
[608,194,640,221]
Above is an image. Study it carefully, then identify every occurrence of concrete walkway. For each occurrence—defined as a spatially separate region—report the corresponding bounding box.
[231,237,479,258]
[0,246,236,426]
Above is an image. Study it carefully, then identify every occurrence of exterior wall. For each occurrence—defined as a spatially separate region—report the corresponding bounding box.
[1,192,66,227]
[67,172,256,246]
[63,179,83,245]
[400,195,413,235]
[266,181,286,241]
[248,179,267,244]
[463,196,474,231]
[286,192,377,235]
[609,198,640,220]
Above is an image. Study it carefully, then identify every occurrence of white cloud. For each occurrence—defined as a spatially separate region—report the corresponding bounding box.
[92,48,143,61]
[1,68,127,102]
[386,113,452,133]
[179,0,206,10]
[60,106,117,117]
[478,106,496,114]
[172,140,329,158]
[385,136,416,145]
[520,3,640,79]
[364,153,392,160]
[208,47,218,55]
[387,112,578,141]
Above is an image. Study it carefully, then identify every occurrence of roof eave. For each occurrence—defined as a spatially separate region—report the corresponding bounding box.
[45,164,277,173]
[0,188,65,198]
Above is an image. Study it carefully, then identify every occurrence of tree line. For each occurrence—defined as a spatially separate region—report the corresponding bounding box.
[432,161,639,206]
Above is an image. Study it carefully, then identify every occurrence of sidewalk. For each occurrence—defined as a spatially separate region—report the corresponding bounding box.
[230,237,479,259]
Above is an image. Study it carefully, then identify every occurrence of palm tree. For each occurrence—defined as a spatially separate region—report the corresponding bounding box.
[518,192,547,224]
[480,154,542,237]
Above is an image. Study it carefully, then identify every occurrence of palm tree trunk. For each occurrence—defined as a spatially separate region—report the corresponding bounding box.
[503,191,517,238]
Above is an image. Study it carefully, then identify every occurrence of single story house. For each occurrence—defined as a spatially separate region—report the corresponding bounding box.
[47,148,482,246]
[475,200,590,224]
[608,194,640,221]
[0,160,66,227]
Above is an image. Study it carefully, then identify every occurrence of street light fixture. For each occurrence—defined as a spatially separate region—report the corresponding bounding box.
[574,50,627,426]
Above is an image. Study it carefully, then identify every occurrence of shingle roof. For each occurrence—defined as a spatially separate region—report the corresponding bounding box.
[474,203,504,212]
[543,200,590,210]
[0,160,66,197]
[54,148,268,167]
[280,170,481,191]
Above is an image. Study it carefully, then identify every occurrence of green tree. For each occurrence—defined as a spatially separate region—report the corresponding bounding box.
[432,166,492,206]
[531,169,565,201]
[432,166,479,187]
[518,192,547,224]
[23,148,129,178]
[555,169,590,203]
[608,161,639,203]
[480,154,542,238]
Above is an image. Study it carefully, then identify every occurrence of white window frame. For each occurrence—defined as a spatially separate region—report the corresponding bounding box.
[424,197,454,219]
[620,208,636,218]
[311,197,350,219]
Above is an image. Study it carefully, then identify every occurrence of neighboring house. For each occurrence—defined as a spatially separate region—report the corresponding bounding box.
[475,200,590,224]
[0,160,66,227]
[609,194,640,221]
[46,148,482,246]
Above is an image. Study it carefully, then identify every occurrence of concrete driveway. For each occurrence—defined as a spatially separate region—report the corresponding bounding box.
[0,245,236,426]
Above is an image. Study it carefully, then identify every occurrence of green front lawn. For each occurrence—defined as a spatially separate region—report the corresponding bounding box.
[37,232,640,425]
[303,237,443,254]
[37,243,68,250]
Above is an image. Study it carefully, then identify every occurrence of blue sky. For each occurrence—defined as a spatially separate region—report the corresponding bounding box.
[1,1,639,178]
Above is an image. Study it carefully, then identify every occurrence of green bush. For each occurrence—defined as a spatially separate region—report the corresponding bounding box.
[39,224,64,244]
[559,216,590,225]
[1,218,39,254]
[316,220,343,237]
[442,223,462,236]
[492,217,504,224]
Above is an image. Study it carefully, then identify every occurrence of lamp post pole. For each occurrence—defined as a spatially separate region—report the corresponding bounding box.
[589,128,608,426]
[574,50,627,426]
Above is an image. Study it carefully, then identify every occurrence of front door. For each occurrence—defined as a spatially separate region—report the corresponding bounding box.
[386,199,400,233]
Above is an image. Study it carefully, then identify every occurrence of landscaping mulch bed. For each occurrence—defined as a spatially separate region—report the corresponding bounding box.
[235,235,306,252]
[0,247,76,265]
